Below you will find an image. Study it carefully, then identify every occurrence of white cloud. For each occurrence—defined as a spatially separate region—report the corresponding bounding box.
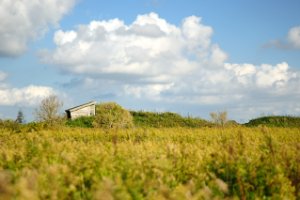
[182,16,213,50]
[224,62,295,88]
[0,0,76,57]
[124,83,174,99]
[54,30,77,46]
[210,45,228,66]
[287,26,300,49]
[256,63,290,88]
[265,26,300,50]
[43,13,300,120]
[0,71,56,106]
[43,12,224,77]
[0,85,55,106]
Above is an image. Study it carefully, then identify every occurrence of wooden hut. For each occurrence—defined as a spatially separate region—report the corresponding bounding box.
[65,101,96,119]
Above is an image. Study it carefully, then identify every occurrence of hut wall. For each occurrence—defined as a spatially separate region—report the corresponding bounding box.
[70,105,95,119]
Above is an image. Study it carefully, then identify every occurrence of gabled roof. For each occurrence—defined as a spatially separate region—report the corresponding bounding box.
[65,101,96,112]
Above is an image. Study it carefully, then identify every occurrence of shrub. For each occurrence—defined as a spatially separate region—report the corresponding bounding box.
[66,116,94,128]
[210,111,228,127]
[93,102,133,129]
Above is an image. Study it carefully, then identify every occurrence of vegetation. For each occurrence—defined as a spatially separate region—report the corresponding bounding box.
[131,111,212,128]
[0,127,299,199]
[65,110,212,129]
[66,116,94,128]
[93,102,133,129]
[1,99,300,199]
[34,95,64,125]
[245,115,300,127]
[16,110,25,124]
[210,111,228,127]
[0,119,22,133]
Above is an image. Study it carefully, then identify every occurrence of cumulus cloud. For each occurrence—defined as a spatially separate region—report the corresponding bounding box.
[0,71,56,106]
[287,26,300,49]
[224,62,296,89]
[43,13,300,119]
[0,85,55,106]
[0,0,76,57]
[43,12,226,76]
[264,26,300,50]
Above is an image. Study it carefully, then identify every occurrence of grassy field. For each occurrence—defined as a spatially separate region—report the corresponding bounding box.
[0,127,300,199]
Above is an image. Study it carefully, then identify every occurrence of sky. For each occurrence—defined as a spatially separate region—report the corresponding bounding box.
[0,0,300,122]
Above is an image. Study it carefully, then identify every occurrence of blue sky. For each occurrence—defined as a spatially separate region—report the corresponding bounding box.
[0,0,300,122]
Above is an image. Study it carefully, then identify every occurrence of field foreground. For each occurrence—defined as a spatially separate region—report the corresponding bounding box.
[0,127,300,199]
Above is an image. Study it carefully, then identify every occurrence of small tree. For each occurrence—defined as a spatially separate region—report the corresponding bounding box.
[93,102,133,129]
[210,111,228,127]
[35,95,63,125]
[16,109,25,124]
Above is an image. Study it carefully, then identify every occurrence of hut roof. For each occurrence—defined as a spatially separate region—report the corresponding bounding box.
[65,101,96,112]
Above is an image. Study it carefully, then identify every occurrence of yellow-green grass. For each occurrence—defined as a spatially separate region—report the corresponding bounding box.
[0,127,299,199]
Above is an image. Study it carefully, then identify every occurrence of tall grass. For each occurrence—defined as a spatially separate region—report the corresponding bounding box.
[0,127,299,199]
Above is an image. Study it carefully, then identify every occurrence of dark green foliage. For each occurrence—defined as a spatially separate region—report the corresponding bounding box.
[130,111,213,128]
[245,116,300,127]
[16,110,25,124]
[65,116,94,128]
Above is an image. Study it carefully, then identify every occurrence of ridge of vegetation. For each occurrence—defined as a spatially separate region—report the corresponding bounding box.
[130,111,213,128]
[245,115,300,127]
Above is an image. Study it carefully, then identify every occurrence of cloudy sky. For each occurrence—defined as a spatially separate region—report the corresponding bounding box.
[0,0,300,122]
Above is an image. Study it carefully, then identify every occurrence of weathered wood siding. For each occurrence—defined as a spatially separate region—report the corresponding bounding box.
[70,104,95,119]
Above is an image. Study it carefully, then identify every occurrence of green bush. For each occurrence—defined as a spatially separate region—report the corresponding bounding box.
[93,102,133,129]
[65,116,94,128]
